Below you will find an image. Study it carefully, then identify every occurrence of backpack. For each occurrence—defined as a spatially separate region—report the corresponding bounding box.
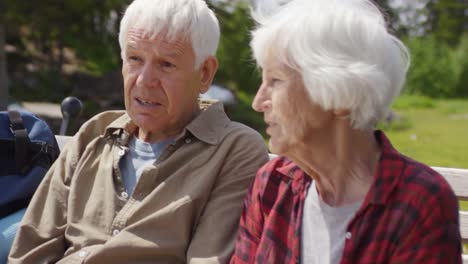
[0,110,60,218]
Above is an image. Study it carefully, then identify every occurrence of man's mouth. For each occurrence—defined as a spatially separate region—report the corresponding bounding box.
[136,98,161,107]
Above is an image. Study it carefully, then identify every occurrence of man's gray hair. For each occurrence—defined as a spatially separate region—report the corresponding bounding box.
[251,0,410,130]
[119,0,220,68]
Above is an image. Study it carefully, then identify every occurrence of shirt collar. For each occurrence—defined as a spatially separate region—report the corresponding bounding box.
[103,101,230,146]
[276,158,300,178]
[185,101,230,145]
[364,130,405,205]
[274,156,311,194]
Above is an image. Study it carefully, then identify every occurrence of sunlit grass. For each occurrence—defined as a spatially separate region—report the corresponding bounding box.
[383,96,468,168]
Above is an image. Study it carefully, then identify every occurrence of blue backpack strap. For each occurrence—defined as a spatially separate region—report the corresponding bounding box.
[7,110,31,174]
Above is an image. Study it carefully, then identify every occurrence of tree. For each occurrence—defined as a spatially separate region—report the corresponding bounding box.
[2,0,129,102]
[373,0,402,35]
[214,2,260,94]
[425,0,467,47]
[405,35,458,98]
[0,0,8,110]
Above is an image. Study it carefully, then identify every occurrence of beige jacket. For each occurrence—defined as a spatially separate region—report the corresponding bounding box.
[9,102,269,264]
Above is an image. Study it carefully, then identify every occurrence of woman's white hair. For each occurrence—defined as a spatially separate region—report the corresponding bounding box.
[119,0,220,68]
[251,0,410,129]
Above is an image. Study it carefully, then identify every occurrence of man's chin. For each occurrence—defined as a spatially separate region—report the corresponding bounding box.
[130,113,162,129]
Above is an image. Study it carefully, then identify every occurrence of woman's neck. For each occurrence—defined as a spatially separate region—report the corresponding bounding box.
[287,125,380,207]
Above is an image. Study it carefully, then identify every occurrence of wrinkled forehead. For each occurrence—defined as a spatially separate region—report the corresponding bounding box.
[125,28,192,55]
[130,14,192,43]
[127,27,189,44]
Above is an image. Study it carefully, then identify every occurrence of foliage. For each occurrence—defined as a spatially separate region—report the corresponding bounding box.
[229,90,266,137]
[214,1,261,94]
[211,1,263,129]
[425,0,467,47]
[3,0,128,88]
[453,34,468,97]
[404,34,466,98]
[0,3,8,110]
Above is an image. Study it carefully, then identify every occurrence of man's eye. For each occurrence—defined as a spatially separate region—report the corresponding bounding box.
[161,61,175,69]
[128,56,142,62]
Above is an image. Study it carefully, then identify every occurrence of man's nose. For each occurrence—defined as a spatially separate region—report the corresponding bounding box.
[137,63,160,88]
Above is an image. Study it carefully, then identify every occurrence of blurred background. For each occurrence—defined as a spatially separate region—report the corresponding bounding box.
[0,0,467,168]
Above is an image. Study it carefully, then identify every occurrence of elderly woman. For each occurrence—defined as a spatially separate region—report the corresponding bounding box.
[230,0,461,263]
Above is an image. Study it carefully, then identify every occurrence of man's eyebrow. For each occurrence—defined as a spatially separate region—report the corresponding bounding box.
[126,43,138,51]
[162,50,183,58]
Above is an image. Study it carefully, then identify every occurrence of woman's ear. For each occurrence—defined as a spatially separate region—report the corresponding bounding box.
[199,56,219,94]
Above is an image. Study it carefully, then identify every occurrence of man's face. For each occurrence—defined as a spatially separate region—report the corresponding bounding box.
[122,29,210,143]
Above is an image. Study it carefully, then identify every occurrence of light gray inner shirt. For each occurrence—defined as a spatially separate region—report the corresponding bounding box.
[119,136,174,194]
[301,181,363,264]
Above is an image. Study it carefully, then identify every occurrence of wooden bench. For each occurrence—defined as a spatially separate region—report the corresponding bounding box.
[56,136,468,262]
[434,166,468,263]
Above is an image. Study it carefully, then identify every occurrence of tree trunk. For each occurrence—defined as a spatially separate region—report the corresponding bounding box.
[0,9,9,111]
[54,0,65,92]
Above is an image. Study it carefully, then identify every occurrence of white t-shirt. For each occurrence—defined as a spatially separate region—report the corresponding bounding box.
[301,181,362,264]
[119,136,174,194]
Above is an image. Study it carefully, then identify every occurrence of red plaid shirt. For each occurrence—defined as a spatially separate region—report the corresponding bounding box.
[230,131,461,264]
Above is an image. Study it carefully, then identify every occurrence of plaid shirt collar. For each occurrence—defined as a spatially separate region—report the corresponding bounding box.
[274,130,403,204]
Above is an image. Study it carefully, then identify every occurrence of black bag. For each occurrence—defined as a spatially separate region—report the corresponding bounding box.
[0,110,60,218]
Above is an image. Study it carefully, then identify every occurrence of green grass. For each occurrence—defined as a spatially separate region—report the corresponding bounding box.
[383,96,468,169]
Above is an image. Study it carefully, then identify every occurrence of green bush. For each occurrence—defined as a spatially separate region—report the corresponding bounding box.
[404,35,458,98]
[404,34,468,98]
[453,35,468,97]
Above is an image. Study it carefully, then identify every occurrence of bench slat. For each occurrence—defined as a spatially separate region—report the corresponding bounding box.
[432,167,468,200]
[461,212,468,243]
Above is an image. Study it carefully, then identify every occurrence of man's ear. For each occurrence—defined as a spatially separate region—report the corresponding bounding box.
[199,56,218,94]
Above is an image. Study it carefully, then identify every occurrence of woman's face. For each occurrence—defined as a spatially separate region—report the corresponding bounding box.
[252,57,334,155]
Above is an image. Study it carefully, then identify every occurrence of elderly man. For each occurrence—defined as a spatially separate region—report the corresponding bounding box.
[8,0,269,263]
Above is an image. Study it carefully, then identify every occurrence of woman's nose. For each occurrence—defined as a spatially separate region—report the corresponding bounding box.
[252,83,270,112]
